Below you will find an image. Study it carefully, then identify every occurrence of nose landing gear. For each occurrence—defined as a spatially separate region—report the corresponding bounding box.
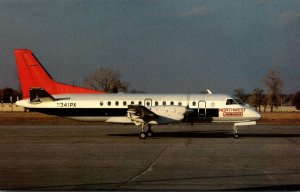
[233,126,239,138]
[232,121,257,139]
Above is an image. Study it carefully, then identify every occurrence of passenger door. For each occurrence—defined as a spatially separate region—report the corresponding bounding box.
[198,101,206,117]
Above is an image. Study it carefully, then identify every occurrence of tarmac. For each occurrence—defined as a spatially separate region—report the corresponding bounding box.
[0,123,300,190]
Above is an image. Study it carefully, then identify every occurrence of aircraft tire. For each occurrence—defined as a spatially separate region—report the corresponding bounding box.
[234,133,239,138]
[147,130,154,137]
[139,132,147,139]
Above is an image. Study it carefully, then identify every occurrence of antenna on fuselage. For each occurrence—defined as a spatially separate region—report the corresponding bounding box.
[207,89,213,94]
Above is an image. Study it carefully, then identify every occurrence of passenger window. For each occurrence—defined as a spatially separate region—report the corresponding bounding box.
[146,102,150,106]
[178,101,182,106]
[138,101,142,106]
[155,101,159,106]
[192,101,196,106]
[170,101,174,105]
[115,101,119,106]
[226,99,237,105]
[108,101,111,106]
[131,101,134,105]
[163,101,166,106]
[100,101,103,106]
[123,101,127,106]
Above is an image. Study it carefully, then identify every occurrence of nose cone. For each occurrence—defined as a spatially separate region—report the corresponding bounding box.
[251,110,261,121]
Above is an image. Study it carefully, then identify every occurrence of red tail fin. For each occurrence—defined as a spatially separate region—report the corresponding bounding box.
[15,49,105,98]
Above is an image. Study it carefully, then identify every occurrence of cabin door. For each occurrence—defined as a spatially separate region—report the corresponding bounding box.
[198,101,206,117]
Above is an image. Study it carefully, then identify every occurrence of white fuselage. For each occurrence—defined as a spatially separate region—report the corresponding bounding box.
[16,93,261,124]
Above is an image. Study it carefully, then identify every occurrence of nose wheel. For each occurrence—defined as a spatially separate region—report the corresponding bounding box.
[234,132,239,138]
[233,126,239,138]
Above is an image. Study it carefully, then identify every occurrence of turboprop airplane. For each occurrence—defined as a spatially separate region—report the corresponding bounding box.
[15,49,261,139]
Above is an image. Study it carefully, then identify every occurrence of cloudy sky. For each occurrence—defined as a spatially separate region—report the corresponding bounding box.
[0,0,299,94]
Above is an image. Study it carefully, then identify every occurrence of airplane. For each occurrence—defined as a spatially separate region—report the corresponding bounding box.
[15,49,261,139]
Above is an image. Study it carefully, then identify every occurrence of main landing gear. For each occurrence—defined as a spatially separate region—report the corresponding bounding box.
[139,124,154,139]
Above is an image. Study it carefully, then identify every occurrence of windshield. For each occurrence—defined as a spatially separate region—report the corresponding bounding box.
[226,98,245,105]
[234,98,245,105]
[226,99,237,105]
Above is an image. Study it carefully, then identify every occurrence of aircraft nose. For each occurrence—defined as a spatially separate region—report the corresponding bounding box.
[252,110,261,121]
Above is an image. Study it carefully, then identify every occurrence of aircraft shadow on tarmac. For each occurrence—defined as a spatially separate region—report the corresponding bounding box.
[125,172,300,191]
[230,184,300,191]
[107,130,300,138]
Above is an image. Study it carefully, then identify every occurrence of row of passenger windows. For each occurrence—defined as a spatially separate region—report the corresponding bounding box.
[98,99,243,107]
[99,101,214,107]
[99,101,184,107]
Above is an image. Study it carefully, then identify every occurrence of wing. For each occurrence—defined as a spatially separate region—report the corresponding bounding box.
[127,105,190,125]
[127,105,158,118]
[127,105,158,124]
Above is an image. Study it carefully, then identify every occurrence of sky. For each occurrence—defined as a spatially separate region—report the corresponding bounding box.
[0,0,299,94]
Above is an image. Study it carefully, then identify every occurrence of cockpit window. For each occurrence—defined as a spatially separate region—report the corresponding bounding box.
[234,98,245,105]
[226,98,245,105]
[226,99,237,105]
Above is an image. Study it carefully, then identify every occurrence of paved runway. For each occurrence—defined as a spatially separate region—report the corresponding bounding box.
[0,124,300,190]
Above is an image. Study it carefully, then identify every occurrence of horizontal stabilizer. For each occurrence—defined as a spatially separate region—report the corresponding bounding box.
[30,88,55,103]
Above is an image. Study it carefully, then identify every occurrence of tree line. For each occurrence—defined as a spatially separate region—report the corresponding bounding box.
[86,68,299,112]
[1,68,300,111]
[0,87,22,103]
[233,69,300,112]
[233,88,298,112]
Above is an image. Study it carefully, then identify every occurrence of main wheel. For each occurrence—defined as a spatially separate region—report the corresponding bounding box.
[234,133,239,138]
[139,132,147,139]
[147,130,154,137]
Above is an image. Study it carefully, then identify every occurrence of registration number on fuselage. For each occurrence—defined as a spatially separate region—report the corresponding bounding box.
[57,102,77,108]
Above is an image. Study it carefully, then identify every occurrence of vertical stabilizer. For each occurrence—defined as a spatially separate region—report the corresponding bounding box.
[14,49,105,98]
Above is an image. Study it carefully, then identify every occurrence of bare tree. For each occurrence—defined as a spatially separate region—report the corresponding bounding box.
[84,68,128,93]
[292,91,300,110]
[233,88,249,102]
[251,88,264,112]
[261,94,268,112]
[0,87,22,103]
[263,69,283,112]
